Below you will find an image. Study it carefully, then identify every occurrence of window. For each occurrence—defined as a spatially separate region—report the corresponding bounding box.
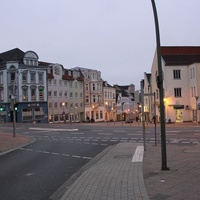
[22,108,32,120]
[53,79,57,85]
[38,73,43,83]
[64,80,67,86]
[174,88,181,97]
[64,91,67,97]
[59,91,62,97]
[69,81,73,88]
[193,68,195,78]
[75,92,78,98]
[80,92,83,98]
[173,70,181,79]
[54,102,57,108]
[93,84,95,90]
[70,92,73,98]
[75,82,77,88]
[10,72,15,81]
[0,90,3,101]
[96,111,99,119]
[22,88,28,101]
[59,80,62,86]
[79,82,83,88]
[31,88,36,100]
[49,102,52,108]
[30,72,36,83]
[48,79,52,85]
[22,72,28,83]
[54,91,57,97]
[48,91,52,97]
[93,95,96,103]
[100,110,103,119]
[34,107,44,119]
[86,95,89,103]
[85,84,89,91]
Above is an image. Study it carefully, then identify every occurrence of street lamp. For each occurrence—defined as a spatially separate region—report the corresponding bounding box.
[11,69,28,137]
[151,0,169,170]
[62,102,66,122]
[121,102,125,126]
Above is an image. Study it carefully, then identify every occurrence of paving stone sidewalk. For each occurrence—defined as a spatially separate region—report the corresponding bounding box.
[59,143,149,200]
[0,132,32,155]
[143,143,200,200]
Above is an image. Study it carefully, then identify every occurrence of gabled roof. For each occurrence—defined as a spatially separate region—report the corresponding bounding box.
[0,48,24,64]
[161,46,200,66]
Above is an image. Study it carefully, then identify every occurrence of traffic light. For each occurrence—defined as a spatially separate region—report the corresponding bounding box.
[14,104,18,111]
[0,105,5,111]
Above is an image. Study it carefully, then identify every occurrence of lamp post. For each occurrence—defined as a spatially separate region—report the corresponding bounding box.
[62,102,66,122]
[195,96,199,126]
[151,0,169,170]
[121,102,125,126]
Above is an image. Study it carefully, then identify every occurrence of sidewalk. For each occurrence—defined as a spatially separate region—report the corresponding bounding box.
[0,132,33,155]
[143,143,200,200]
[0,132,200,200]
[58,143,149,200]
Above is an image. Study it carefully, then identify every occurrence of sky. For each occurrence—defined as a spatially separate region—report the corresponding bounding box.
[1,0,200,90]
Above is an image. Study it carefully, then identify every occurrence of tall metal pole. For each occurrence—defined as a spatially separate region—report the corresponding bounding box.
[12,75,16,137]
[141,81,146,151]
[154,92,157,146]
[151,0,169,170]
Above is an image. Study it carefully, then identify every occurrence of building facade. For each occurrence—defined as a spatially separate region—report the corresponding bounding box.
[74,67,105,122]
[103,81,116,121]
[151,46,200,123]
[46,64,85,123]
[0,48,48,123]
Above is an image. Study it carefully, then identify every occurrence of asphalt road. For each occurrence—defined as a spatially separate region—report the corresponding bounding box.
[0,122,200,200]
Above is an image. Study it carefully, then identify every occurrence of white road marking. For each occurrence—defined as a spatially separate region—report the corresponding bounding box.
[19,148,91,160]
[29,127,78,132]
[132,146,144,162]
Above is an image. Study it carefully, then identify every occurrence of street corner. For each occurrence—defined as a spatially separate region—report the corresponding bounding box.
[0,132,34,155]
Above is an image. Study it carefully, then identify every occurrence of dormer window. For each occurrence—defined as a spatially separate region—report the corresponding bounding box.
[23,51,39,66]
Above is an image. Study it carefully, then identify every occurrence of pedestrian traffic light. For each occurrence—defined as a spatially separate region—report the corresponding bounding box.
[0,105,5,111]
[14,104,18,111]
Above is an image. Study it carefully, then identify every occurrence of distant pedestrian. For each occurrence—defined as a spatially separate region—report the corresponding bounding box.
[136,115,140,126]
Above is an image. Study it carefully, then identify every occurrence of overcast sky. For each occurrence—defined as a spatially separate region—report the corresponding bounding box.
[1,0,200,89]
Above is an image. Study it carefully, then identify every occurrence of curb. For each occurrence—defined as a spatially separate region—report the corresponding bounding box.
[0,136,37,156]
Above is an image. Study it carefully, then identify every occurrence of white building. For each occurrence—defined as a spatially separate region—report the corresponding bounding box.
[114,84,136,121]
[151,46,200,123]
[103,81,116,121]
[0,48,48,123]
[73,67,105,122]
[46,64,84,123]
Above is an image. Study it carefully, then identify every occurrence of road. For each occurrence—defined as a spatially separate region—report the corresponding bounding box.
[0,122,200,200]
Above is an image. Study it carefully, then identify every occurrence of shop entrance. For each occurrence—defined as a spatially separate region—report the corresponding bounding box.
[175,109,183,122]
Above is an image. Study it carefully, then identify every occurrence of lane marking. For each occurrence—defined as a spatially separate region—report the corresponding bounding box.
[132,146,144,162]
[29,127,78,132]
[19,148,92,160]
